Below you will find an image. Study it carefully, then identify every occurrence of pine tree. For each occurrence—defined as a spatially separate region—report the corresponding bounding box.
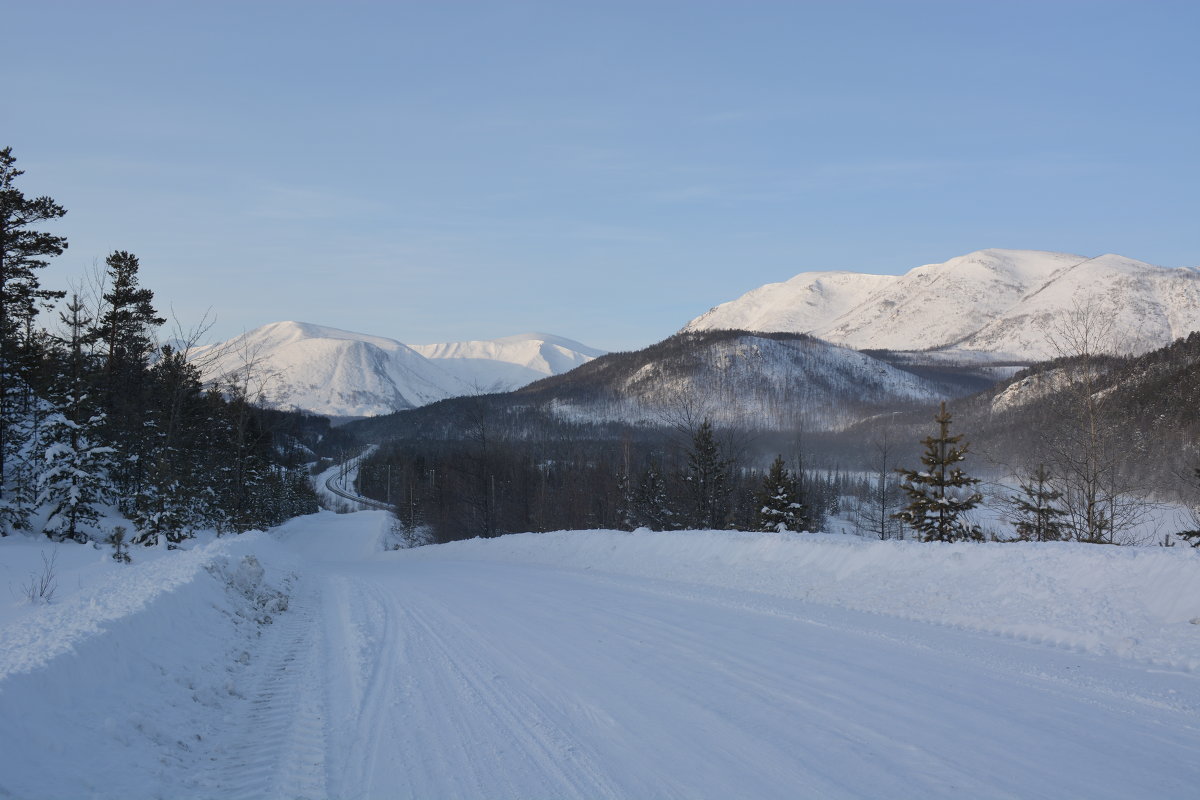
[86,250,164,505]
[894,402,983,542]
[755,455,804,532]
[1009,464,1068,541]
[682,420,732,529]
[0,147,67,534]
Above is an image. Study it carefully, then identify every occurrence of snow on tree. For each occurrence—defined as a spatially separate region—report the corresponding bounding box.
[1008,464,1068,542]
[37,408,113,542]
[755,455,804,532]
[37,294,113,543]
[894,402,983,543]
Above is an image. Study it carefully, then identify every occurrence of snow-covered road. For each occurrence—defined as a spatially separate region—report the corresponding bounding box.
[3,511,1199,798]
[202,514,1199,799]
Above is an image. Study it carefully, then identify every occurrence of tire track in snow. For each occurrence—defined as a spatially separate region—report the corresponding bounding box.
[392,589,625,799]
[214,581,329,800]
[326,576,409,796]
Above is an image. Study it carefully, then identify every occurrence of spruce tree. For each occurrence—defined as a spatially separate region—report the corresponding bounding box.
[86,250,164,506]
[0,147,67,533]
[37,296,113,542]
[894,402,983,542]
[755,455,804,532]
[1009,464,1068,541]
[683,420,732,529]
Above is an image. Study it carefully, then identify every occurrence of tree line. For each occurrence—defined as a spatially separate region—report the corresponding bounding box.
[353,412,856,544]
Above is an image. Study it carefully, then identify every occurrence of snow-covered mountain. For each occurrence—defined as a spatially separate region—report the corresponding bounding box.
[685,249,1200,361]
[190,322,603,418]
[409,332,605,393]
[189,322,467,417]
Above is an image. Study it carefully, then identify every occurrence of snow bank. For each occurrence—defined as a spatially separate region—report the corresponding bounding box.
[0,531,294,798]
[0,534,270,681]
[403,530,1200,670]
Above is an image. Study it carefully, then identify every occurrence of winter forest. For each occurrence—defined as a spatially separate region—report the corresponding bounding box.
[0,147,352,548]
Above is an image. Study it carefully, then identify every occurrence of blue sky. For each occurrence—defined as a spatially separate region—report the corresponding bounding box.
[6,0,1198,351]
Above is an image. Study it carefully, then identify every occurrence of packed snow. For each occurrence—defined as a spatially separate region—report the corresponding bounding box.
[2,512,1199,798]
[685,248,1200,360]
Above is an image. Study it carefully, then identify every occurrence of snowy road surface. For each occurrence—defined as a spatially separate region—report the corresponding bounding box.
[3,512,1199,798]
[210,516,1198,799]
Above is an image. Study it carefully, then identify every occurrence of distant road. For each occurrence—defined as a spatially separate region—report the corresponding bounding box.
[320,447,395,512]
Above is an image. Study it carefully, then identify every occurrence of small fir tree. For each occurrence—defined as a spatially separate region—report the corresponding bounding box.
[37,408,113,542]
[109,525,131,563]
[894,402,983,542]
[755,455,804,532]
[631,460,678,530]
[37,295,113,542]
[1009,464,1068,541]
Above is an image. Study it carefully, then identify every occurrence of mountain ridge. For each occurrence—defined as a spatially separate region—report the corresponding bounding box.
[684,249,1200,360]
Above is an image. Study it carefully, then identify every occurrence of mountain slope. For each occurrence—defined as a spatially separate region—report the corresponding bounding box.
[409,332,605,392]
[686,249,1200,360]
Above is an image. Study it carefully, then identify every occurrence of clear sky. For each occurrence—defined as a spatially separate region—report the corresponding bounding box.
[6,0,1198,352]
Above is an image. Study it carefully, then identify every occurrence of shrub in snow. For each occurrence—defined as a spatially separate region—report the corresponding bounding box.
[109,525,132,563]
[21,549,58,604]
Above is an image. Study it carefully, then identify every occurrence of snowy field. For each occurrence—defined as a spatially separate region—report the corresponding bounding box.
[2,511,1199,798]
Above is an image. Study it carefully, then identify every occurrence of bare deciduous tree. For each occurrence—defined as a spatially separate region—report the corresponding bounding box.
[1043,296,1151,544]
